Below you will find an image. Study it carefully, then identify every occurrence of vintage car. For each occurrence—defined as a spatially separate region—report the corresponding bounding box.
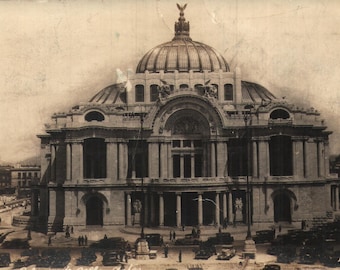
[194,249,211,260]
[0,253,10,267]
[175,234,200,245]
[102,250,120,266]
[253,230,275,244]
[262,264,281,270]
[216,245,236,260]
[206,232,234,245]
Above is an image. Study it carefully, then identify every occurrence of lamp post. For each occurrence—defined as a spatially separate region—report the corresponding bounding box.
[243,104,256,259]
[138,106,146,239]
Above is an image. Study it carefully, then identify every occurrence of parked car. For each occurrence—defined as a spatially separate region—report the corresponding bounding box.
[206,232,234,245]
[2,238,30,249]
[216,245,236,260]
[194,249,211,260]
[175,234,200,245]
[0,253,10,267]
[253,230,275,244]
[90,237,126,250]
[262,264,281,270]
[145,233,163,246]
[102,250,120,266]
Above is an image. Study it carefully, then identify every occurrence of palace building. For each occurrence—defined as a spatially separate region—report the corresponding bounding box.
[31,5,339,232]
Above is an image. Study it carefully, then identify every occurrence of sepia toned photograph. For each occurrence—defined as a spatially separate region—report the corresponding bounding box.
[0,0,340,269]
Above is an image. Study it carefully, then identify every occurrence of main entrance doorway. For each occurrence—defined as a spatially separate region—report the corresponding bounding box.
[274,193,291,223]
[86,196,104,226]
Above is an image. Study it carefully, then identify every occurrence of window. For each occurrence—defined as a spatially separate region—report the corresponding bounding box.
[270,109,290,119]
[180,84,189,90]
[85,111,105,122]
[224,84,233,101]
[135,85,144,102]
[18,173,21,179]
[83,138,107,178]
[270,136,293,176]
[150,84,159,102]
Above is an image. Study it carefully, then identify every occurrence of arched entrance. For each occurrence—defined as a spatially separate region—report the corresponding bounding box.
[274,193,291,223]
[86,196,103,226]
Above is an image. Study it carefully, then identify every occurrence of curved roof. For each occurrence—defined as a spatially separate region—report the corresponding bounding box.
[241,81,276,102]
[136,5,229,73]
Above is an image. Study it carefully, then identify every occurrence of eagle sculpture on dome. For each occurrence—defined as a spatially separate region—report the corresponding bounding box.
[177,3,187,12]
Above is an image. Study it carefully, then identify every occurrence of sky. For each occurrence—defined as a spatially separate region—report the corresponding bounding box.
[1,0,340,164]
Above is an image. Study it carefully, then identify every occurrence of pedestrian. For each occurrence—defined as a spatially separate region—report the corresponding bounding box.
[124,253,128,263]
[218,226,222,233]
[164,244,169,258]
[182,224,185,231]
[178,249,182,263]
[169,230,172,241]
[80,235,84,246]
[48,236,52,246]
[71,226,74,234]
[78,236,81,246]
[172,231,176,241]
[104,234,108,239]
[84,235,88,246]
[279,224,282,233]
[197,228,201,238]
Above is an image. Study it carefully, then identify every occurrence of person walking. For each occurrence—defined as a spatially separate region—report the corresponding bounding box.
[172,231,176,241]
[78,236,81,246]
[84,235,88,246]
[178,249,182,263]
[169,230,172,241]
[48,236,52,246]
[164,244,169,258]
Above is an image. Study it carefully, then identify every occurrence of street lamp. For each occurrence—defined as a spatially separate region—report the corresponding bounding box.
[243,104,256,259]
[137,106,147,239]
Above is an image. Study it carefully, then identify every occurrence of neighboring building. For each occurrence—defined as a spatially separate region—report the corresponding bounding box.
[32,6,339,232]
[10,165,40,198]
[0,166,13,194]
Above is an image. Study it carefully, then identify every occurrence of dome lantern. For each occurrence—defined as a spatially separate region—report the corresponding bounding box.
[173,3,191,41]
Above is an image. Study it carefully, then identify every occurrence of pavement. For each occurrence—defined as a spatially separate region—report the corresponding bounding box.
[0,208,334,269]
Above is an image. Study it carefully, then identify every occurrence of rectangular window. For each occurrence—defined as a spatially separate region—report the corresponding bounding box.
[224,84,234,101]
[150,85,159,102]
[172,140,180,148]
[194,154,202,177]
[183,140,191,147]
[184,155,191,178]
[18,173,21,179]
[135,85,144,102]
[173,155,180,178]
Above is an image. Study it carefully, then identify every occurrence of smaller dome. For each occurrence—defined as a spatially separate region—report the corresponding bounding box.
[89,83,127,104]
[241,81,276,102]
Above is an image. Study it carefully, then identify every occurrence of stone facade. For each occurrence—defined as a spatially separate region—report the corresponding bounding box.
[31,5,340,232]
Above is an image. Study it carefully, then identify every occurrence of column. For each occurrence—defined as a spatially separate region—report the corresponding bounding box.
[79,142,83,180]
[198,193,203,226]
[161,143,168,178]
[176,193,182,227]
[222,193,227,221]
[252,141,258,178]
[228,192,233,223]
[292,138,304,179]
[210,142,216,177]
[318,140,325,177]
[159,193,164,226]
[150,193,155,225]
[335,186,338,211]
[180,154,184,178]
[49,189,56,217]
[71,142,83,182]
[118,141,127,179]
[51,144,56,182]
[126,193,132,226]
[149,142,159,178]
[107,141,118,181]
[191,154,195,178]
[143,193,148,226]
[66,143,71,181]
[324,141,330,177]
[167,142,173,178]
[217,141,227,177]
[215,192,220,226]
[258,138,269,179]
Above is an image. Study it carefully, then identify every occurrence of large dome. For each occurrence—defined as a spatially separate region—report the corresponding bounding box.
[136,39,230,73]
[136,4,229,74]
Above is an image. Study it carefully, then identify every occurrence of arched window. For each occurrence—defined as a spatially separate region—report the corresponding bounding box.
[150,84,159,102]
[180,84,189,90]
[270,109,290,119]
[85,111,105,122]
[83,138,107,178]
[135,85,144,102]
[224,84,233,101]
[270,136,293,176]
